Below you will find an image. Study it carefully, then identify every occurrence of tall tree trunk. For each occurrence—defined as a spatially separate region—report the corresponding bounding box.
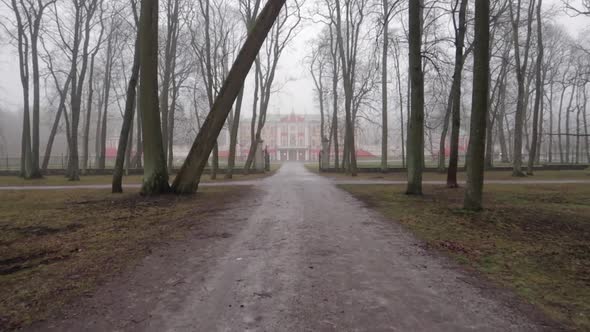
[160,0,179,161]
[134,93,143,168]
[547,84,554,163]
[69,1,97,181]
[557,83,568,163]
[99,34,115,170]
[82,54,97,173]
[536,68,548,164]
[485,41,506,169]
[330,28,339,169]
[139,0,170,194]
[497,102,509,163]
[527,0,543,175]
[406,0,424,195]
[126,114,134,170]
[112,32,140,193]
[505,112,513,160]
[576,100,581,164]
[244,60,261,173]
[464,0,490,210]
[42,77,72,171]
[565,82,576,163]
[172,0,286,194]
[333,0,358,176]
[439,92,452,172]
[94,84,103,168]
[584,90,590,163]
[30,28,42,178]
[12,0,34,178]
[167,73,179,170]
[226,87,244,179]
[381,0,389,172]
[393,38,405,168]
[447,0,468,188]
[509,0,535,177]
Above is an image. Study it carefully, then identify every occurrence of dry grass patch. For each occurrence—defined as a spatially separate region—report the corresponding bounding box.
[0,166,281,187]
[0,186,249,330]
[340,183,590,331]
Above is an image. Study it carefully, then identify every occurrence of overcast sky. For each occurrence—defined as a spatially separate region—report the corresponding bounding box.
[0,0,589,118]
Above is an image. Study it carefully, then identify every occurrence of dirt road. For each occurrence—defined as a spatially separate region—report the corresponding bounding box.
[32,163,554,331]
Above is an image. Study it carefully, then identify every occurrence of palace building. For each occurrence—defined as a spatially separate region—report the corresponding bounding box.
[237,113,323,162]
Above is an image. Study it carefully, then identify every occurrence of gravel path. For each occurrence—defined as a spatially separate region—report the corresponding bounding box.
[29,163,557,331]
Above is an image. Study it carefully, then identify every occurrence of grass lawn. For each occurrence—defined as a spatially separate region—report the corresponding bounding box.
[320,169,590,182]
[340,183,590,331]
[0,186,250,330]
[0,164,281,187]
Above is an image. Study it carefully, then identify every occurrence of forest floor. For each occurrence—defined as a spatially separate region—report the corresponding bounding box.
[0,186,252,330]
[18,163,562,332]
[340,183,590,331]
[1,163,584,331]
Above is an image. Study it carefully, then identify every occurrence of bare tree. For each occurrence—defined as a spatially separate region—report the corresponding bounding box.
[51,0,103,180]
[81,16,105,173]
[112,0,139,193]
[97,11,121,169]
[243,0,303,173]
[406,0,424,195]
[39,36,72,171]
[172,0,287,194]
[309,39,328,155]
[445,0,469,188]
[2,0,55,178]
[160,0,182,162]
[138,0,170,194]
[464,0,490,210]
[527,0,543,174]
[508,0,536,176]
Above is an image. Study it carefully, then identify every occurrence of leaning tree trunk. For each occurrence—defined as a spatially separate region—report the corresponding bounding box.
[406,0,424,195]
[42,83,70,171]
[42,105,63,171]
[112,32,140,193]
[172,0,286,194]
[139,0,170,194]
[464,0,490,211]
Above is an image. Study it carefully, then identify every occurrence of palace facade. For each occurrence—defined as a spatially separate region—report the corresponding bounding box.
[237,113,323,162]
